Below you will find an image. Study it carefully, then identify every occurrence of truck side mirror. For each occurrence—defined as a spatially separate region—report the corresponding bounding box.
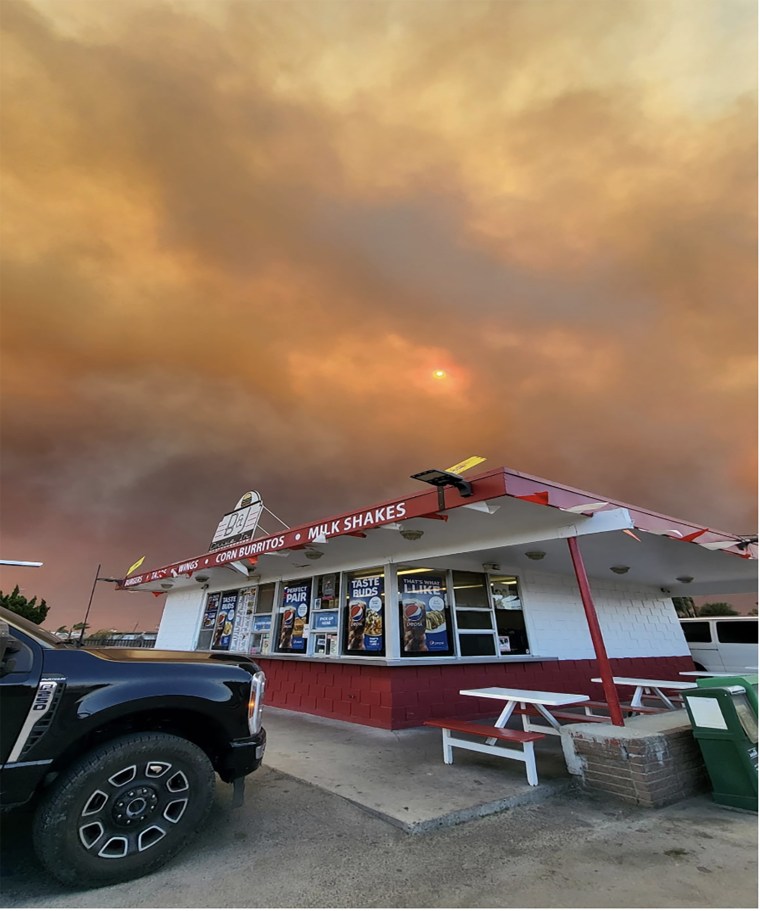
[0,620,17,675]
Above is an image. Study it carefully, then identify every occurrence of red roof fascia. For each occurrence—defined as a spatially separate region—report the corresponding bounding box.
[122,466,755,588]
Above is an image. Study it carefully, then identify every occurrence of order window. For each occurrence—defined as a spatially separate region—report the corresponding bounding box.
[452,570,496,656]
[490,575,529,654]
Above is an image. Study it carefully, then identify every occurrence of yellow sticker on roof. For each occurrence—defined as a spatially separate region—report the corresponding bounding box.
[446,456,487,475]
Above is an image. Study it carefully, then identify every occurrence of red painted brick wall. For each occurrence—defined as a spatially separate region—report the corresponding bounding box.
[256,655,695,730]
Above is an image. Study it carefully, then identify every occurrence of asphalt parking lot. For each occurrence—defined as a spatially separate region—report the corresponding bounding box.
[2,765,756,908]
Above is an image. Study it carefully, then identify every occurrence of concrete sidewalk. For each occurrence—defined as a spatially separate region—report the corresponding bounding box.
[260,706,572,832]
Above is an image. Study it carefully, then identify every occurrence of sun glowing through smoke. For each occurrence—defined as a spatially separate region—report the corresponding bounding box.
[433,369,447,379]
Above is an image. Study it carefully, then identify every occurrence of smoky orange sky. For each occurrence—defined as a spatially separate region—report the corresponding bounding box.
[1,0,757,632]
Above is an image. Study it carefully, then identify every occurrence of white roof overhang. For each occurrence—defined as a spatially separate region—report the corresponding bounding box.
[121,466,757,599]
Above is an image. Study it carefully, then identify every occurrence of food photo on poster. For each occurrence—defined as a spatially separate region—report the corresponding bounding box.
[347,575,384,652]
[400,575,450,653]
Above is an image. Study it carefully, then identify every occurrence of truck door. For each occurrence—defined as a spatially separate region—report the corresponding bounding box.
[0,622,43,763]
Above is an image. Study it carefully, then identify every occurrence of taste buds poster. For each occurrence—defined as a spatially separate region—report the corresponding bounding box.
[347,576,384,652]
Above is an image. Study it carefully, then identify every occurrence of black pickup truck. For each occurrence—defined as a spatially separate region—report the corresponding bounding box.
[0,607,266,887]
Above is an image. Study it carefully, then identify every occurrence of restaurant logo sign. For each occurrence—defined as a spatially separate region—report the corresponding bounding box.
[209,491,264,552]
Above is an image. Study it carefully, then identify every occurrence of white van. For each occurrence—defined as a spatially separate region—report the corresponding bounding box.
[680,617,758,673]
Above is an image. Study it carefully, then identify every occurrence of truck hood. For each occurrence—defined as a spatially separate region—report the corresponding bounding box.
[83,647,262,673]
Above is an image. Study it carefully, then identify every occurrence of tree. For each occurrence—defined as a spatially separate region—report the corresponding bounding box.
[672,597,696,618]
[0,585,50,625]
[697,602,738,617]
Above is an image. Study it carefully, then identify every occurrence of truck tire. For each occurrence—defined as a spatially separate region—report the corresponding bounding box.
[33,732,215,887]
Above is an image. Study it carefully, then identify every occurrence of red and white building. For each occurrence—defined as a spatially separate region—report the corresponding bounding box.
[122,465,758,730]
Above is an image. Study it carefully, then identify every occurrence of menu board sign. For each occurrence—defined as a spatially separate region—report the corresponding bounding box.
[347,576,384,652]
[279,581,311,651]
[230,588,257,653]
[211,591,239,650]
[400,575,449,653]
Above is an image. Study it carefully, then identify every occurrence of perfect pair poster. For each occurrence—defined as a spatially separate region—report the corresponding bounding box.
[400,576,449,653]
[279,581,311,651]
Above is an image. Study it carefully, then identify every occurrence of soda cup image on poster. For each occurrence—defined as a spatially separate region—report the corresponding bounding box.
[347,576,384,652]
[401,576,449,652]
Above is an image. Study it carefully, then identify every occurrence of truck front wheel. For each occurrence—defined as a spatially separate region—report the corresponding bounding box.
[33,732,215,887]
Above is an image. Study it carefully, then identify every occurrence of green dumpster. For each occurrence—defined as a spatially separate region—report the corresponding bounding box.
[683,685,758,811]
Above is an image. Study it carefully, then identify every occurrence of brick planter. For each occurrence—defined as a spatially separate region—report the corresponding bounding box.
[560,711,709,807]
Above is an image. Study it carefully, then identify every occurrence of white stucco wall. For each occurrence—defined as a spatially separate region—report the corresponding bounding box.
[154,589,205,650]
[520,570,690,660]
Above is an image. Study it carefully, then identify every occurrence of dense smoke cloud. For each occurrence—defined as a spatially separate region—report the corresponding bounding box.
[0,0,756,628]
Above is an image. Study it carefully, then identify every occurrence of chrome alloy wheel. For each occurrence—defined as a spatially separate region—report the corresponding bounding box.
[77,760,190,859]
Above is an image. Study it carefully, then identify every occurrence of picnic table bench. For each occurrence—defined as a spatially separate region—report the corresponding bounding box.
[425,687,591,785]
[424,719,546,786]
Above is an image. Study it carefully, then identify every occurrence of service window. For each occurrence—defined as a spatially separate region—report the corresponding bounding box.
[311,574,341,657]
[344,567,385,655]
[250,583,276,655]
[716,620,758,644]
[490,575,529,655]
[681,622,712,643]
[397,566,453,657]
[451,570,496,656]
[274,579,312,653]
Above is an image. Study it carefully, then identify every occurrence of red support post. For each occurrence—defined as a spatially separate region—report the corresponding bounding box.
[567,536,625,726]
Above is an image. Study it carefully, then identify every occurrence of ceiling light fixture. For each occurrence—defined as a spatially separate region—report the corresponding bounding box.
[304,549,324,560]
[195,574,209,583]
[400,529,424,541]
[676,575,694,584]
[610,565,630,575]
[524,550,546,561]
[160,582,173,590]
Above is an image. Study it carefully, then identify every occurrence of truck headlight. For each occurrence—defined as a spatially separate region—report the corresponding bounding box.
[248,671,266,735]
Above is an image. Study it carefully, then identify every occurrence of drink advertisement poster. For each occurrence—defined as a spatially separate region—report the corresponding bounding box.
[400,576,449,653]
[280,582,311,651]
[347,576,383,652]
[212,591,239,650]
[201,593,221,631]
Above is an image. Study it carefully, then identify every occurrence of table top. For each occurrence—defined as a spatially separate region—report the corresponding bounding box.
[591,677,697,690]
[460,686,590,706]
[679,671,742,677]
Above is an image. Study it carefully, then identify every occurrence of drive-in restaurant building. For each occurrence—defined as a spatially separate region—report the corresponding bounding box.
[122,464,758,730]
